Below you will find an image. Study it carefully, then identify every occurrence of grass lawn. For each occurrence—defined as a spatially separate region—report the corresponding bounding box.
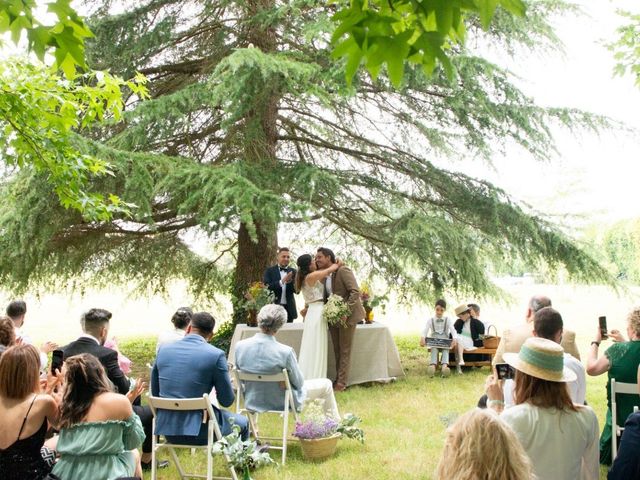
[121,334,611,480]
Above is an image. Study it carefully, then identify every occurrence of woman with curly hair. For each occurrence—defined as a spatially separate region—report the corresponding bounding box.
[0,316,16,356]
[52,353,145,480]
[587,306,640,465]
[435,408,533,480]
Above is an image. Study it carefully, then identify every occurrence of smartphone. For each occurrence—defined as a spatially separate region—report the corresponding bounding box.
[51,349,64,374]
[495,363,516,380]
[599,316,608,340]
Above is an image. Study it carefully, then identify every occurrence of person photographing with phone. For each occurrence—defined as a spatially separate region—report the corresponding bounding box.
[586,306,640,465]
[498,307,586,408]
[485,336,599,480]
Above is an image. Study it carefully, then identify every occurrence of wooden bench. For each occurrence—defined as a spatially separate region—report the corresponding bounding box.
[450,347,496,367]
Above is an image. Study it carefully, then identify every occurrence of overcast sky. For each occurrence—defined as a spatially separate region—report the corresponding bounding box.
[464,0,640,227]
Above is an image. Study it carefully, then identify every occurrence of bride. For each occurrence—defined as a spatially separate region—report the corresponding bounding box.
[295,254,342,380]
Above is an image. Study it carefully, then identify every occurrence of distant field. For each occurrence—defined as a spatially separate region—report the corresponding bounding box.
[7,281,639,359]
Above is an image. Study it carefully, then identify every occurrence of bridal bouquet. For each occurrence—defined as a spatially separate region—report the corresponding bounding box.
[323,294,351,327]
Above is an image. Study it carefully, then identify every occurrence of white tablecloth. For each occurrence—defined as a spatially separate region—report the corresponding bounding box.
[228,322,405,387]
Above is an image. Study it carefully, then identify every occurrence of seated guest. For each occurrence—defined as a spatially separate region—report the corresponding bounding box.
[152,312,249,444]
[156,307,193,353]
[493,295,580,364]
[435,408,533,480]
[451,304,485,367]
[586,306,640,465]
[501,307,585,408]
[60,308,163,470]
[608,411,640,479]
[0,345,60,480]
[468,302,491,331]
[6,300,56,368]
[52,354,145,480]
[234,304,340,419]
[487,337,599,480]
[0,316,16,356]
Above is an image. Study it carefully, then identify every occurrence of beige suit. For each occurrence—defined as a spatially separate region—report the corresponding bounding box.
[493,323,581,365]
[327,266,365,386]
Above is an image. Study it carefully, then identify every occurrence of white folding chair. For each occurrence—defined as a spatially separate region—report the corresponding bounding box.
[147,394,238,480]
[610,379,639,460]
[232,368,300,465]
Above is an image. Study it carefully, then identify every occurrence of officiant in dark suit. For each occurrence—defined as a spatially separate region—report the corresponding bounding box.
[263,247,298,322]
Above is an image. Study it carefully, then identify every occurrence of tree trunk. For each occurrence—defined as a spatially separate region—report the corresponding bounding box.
[231,0,279,324]
[232,221,277,324]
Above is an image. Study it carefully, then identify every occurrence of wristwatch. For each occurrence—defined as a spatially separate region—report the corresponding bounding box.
[591,341,600,347]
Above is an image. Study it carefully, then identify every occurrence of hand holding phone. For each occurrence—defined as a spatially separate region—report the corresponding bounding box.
[495,363,516,380]
[51,349,64,375]
[599,316,608,340]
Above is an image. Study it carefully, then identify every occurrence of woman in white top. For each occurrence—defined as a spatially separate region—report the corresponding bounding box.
[487,337,599,480]
[156,307,192,353]
[294,254,342,380]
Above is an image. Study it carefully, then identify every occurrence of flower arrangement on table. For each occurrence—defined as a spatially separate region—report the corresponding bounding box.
[212,424,275,480]
[293,399,364,460]
[322,294,351,327]
[243,281,274,326]
[360,282,388,323]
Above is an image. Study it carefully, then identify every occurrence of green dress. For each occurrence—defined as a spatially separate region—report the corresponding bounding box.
[52,413,145,480]
[599,340,640,465]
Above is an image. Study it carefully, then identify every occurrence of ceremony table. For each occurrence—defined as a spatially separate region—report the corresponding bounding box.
[228,322,405,387]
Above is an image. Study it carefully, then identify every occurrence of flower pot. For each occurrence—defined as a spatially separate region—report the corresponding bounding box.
[299,433,340,461]
[247,309,257,327]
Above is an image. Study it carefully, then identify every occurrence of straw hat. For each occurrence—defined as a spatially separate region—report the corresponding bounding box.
[503,337,577,383]
[454,304,470,316]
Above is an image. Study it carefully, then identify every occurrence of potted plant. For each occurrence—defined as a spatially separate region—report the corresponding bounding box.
[243,282,274,326]
[293,399,364,461]
[212,425,275,480]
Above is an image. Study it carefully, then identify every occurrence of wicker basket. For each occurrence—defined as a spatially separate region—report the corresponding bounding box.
[482,325,500,349]
[299,433,341,461]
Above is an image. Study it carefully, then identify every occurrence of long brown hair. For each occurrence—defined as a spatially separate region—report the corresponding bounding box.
[513,370,577,411]
[294,254,313,294]
[0,344,40,399]
[58,354,113,429]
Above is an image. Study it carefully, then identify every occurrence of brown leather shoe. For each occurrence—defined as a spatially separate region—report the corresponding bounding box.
[334,382,347,392]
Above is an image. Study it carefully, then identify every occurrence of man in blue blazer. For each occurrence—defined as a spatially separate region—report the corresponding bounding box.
[152,312,249,444]
[263,247,297,322]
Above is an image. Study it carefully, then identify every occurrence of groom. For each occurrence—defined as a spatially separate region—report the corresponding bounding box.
[316,247,365,391]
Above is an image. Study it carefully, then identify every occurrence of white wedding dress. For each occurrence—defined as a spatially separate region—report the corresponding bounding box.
[298,280,328,380]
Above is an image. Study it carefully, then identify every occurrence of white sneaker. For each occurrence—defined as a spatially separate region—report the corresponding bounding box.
[427,365,436,378]
[441,365,450,377]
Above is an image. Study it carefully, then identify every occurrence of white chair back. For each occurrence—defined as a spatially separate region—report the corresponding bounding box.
[610,379,639,460]
[233,368,299,465]
[147,393,238,480]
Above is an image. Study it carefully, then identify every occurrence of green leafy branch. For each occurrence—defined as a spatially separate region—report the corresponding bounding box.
[330,0,526,86]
